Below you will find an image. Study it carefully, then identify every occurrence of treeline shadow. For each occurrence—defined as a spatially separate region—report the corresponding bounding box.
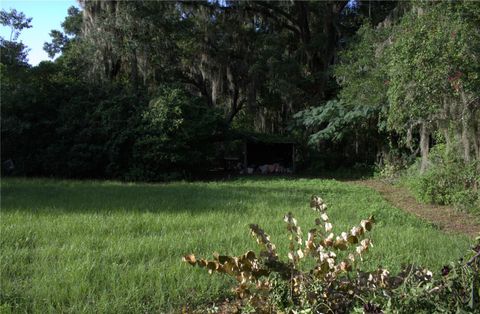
[1,178,362,215]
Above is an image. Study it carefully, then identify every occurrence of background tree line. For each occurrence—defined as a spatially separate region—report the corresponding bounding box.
[295,1,479,210]
[1,0,478,209]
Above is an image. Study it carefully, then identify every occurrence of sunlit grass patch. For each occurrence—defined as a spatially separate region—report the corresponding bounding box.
[0,177,471,312]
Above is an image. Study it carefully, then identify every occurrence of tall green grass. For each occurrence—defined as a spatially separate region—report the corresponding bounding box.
[0,177,471,313]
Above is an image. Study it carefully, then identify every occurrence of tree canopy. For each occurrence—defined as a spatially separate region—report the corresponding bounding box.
[1,1,479,197]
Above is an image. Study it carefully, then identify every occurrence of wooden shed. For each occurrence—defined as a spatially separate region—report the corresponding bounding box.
[238,132,296,174]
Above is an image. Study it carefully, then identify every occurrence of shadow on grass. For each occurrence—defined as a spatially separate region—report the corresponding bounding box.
[1,177,362,214]
[198,167,375,183]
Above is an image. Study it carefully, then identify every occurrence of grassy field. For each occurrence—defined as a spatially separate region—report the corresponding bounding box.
[0,177,472,313]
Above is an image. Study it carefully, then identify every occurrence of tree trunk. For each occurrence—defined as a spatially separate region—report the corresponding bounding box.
[474,115,480,161]
[368,0,371,19]
[470,99,480,162]
[443,128,451,156]
[355,130,359,155]
[441,97,451,156]
[460,89,471,164]
[419,122,429,174]
[130,49,138,92]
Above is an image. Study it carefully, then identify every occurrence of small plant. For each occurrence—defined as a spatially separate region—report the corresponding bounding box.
[183,196,378,312]
[183,197,480,313]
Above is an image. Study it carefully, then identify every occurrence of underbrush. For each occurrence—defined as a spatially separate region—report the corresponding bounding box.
[185,196,480,313]
[398,146,480,214]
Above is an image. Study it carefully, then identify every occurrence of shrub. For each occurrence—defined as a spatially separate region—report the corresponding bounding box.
[184,196,379,312]
[183,196,480,313]
[403,145,479,213]
[127,86,224,181]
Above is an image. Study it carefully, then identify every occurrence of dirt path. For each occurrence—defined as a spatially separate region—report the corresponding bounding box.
[348,179,479,238]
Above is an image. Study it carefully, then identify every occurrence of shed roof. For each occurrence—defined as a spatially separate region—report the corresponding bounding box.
[229,130,297,144]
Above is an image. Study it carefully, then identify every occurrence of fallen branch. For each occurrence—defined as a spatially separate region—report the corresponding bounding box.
[466,249,480,267]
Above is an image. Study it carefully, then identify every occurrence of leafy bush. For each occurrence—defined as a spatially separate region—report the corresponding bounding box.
[184,196,480,313]
[402,145,480,213]
[126,86,224,181]
[1,68,225,181]
[184,196,378,312]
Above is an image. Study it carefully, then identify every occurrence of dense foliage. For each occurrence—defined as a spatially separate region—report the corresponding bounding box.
[295,1,479,211]
[1,1,479,204]
[1,1,354,179]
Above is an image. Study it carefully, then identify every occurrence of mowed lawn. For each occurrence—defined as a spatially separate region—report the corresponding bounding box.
[0,177,472,313]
